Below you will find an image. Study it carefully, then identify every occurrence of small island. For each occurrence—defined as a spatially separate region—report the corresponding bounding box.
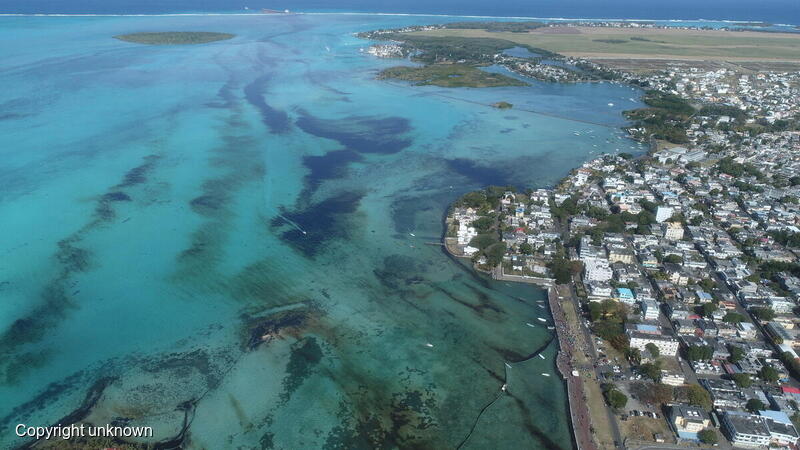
[114,32,235,45]
[492,101,513,109]
[378,64,526,88]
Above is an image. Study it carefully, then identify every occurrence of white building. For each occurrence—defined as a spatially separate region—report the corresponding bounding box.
[457,222,477,246]
[721,411,771,448]
[656,206,674,223]
[661,371,685,386]
[587,282,613,300]
[768,297,795,314]
[627,324,679,356]
[663,222,685,241]
[641,299,660,321]
[760,411,800,446]
[583,258,613,282]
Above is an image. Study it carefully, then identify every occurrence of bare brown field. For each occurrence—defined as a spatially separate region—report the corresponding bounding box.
[413,26,800,71]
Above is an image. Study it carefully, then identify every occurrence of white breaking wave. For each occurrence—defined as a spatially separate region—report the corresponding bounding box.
[0,12,795,26]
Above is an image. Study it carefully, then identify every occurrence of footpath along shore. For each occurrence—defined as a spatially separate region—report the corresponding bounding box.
[549,285,599,450]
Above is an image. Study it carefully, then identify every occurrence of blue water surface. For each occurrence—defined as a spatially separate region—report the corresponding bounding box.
[3,0,799,25]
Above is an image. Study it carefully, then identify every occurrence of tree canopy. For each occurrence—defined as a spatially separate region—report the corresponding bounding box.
[698,429,718,445]
[732,373,751,388]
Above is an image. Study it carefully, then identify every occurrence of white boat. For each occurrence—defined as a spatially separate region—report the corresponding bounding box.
[538,304,545,309]
[537,318,547,323]
[409,233,415,237]
[425,342,434,348]
[541,373,551,377]
[526,322,536,327]
[547,326,555,330]
[539,354,545,360]
[505,362,512,369]
[608,102,614,106]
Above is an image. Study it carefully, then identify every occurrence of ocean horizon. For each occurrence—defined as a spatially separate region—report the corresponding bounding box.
[2,0,800,25]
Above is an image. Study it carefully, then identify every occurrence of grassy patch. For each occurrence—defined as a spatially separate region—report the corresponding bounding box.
[114,31,235,45]
[378,64,527,88]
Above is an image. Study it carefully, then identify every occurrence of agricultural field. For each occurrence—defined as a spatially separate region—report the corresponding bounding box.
[412,26,800,68]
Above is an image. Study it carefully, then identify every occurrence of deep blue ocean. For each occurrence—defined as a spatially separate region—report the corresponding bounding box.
[3,0,800,25]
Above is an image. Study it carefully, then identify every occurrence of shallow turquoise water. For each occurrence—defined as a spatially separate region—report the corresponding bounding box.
[0,13,644,448]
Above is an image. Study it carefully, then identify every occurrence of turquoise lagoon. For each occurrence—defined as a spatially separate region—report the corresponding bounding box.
[0,13,644,448]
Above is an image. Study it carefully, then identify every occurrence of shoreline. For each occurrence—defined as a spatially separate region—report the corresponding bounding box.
[441,219,610,450]
[439,206,588,449]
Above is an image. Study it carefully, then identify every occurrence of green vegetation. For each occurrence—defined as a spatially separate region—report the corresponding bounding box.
[746,398,766,413]
[114,31,235,45]
[638,361,662,383]
[470,233,499,250]
[700,302,717,318]
[645,342,660,358]
[484,242,507,266]
[373,34,535,65]
[379,64,526,88]
[630,381,673,405]
[592,39,628,44]
[751,306,776,322]
[642,91,694,115]
[732,373,752,388]
[602,383,628,410]
[589,299,629,351]
[624,90,694,144]
[452,186,518,267]
[630,36,668,43]
[723,313,746,325]
[698,429,718,445]
[677,383,712,409]
[758,261,800,281]
[627,347,642,365]
[553,194,655,235]
[548,258,582,284]
[769,230,800,248]
[492,101,514,109]
[699,104,747,121]
[780,352,800,381]
[729,345,745,363]
[718,156,764,179]
[685,345,714,362]
[443,21,547,33]
[759,365,780,383]
[453,186,515,212]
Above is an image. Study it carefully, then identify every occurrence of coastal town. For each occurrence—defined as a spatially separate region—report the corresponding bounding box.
[444,51,800,448]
